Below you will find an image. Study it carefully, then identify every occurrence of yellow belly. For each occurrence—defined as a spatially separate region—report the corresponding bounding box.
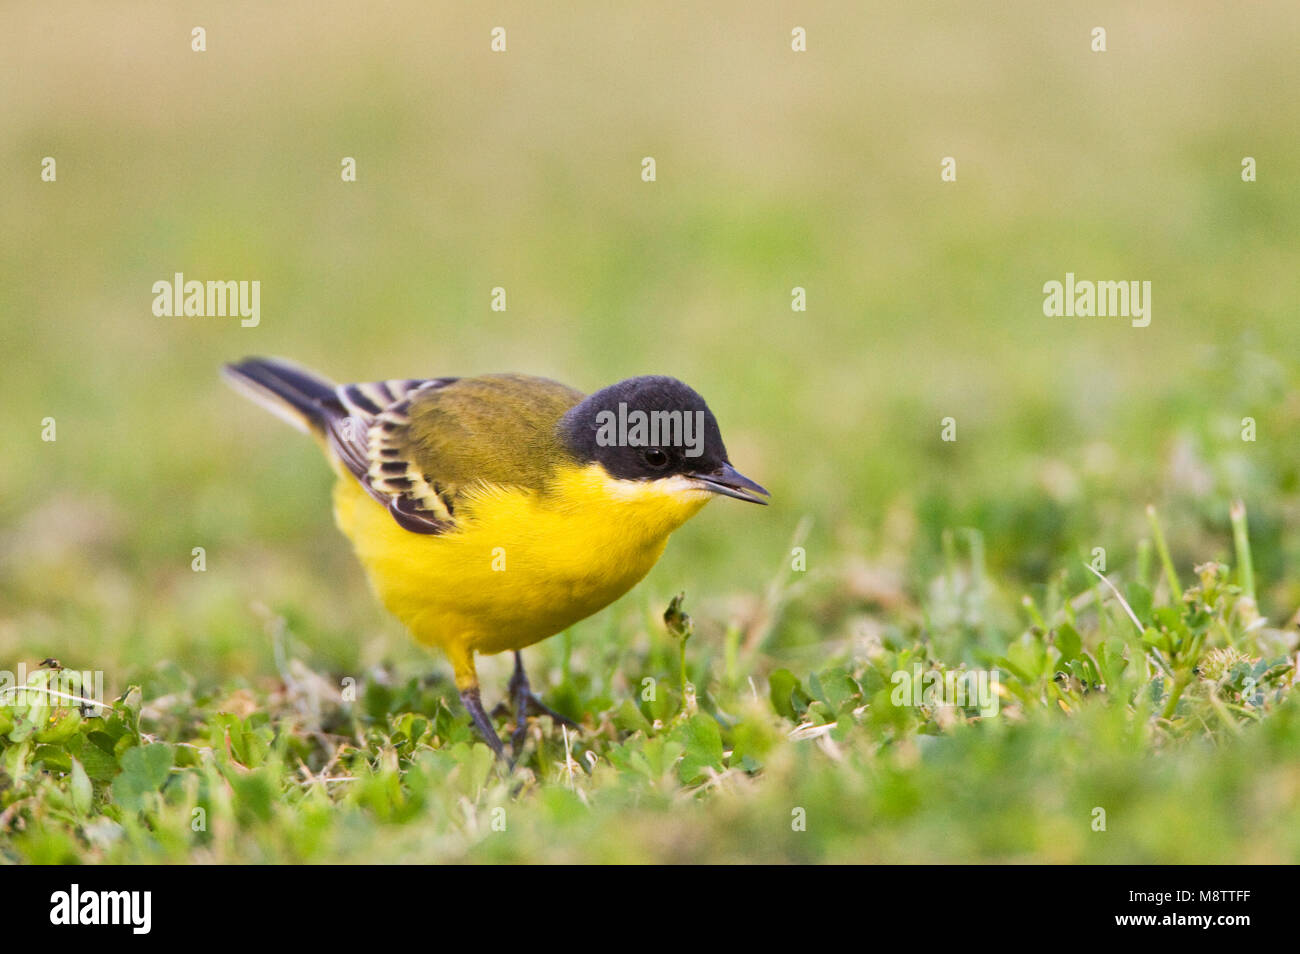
[330,463,710,686]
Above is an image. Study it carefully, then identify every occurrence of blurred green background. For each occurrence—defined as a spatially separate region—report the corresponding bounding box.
[1,2,1299,863]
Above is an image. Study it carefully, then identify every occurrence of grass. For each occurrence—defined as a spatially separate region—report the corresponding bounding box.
[2,1,1299,863]
[1,501,1297,863]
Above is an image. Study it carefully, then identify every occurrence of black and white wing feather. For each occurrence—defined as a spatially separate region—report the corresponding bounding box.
[329,378,460,534]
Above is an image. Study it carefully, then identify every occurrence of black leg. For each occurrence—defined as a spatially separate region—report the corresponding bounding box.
[509,651,579,753]
[509,652,530,755]
[459,686,506,760]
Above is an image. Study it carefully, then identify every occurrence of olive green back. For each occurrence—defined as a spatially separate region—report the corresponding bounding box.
[402,374,586,495]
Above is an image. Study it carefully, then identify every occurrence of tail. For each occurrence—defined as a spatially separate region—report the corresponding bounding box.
[222,356,344,438]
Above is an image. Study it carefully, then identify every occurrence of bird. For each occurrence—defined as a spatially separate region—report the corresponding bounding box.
[222,356,768,758]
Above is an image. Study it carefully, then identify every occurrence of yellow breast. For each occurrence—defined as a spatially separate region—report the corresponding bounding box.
[330,462,711,673]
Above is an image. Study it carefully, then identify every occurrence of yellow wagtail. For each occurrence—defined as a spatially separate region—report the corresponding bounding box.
[223,357,768,757]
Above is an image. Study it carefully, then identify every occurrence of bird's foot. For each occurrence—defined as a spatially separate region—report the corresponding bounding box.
[522,692,579,729]
[507,653,579,756]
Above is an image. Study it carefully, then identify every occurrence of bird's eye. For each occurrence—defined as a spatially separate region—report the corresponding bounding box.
[643,449,670,469]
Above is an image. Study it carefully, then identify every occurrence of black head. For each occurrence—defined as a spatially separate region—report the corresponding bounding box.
[558,375,768,503]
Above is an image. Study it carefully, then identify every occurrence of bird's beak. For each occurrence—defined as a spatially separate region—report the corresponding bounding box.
[690,462,770,505]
